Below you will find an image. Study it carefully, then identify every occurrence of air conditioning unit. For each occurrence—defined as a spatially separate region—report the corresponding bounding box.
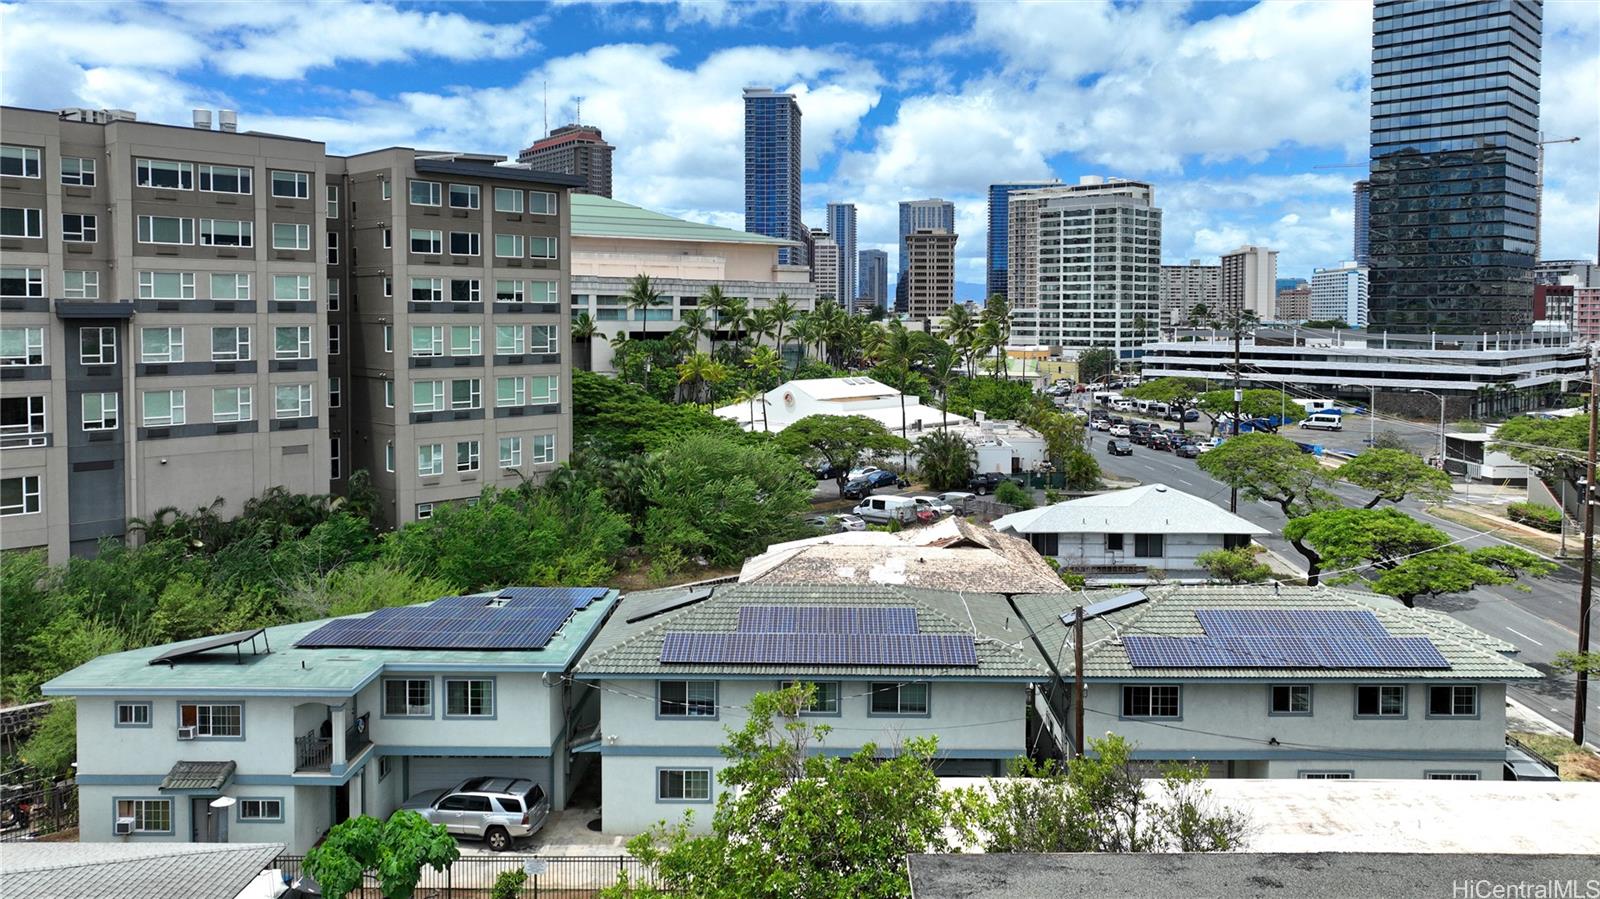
[114,817,136,835]
[177,725,197,740]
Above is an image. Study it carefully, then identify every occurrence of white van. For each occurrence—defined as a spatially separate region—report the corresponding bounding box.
[852,495,919,525]
[1300,412,1344,431]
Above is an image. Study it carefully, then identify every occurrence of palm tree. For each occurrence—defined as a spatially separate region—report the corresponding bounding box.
[769,293,797,364]
[748,307,777,350]
[571,311,599,372]
[875,320,921,470]
[924,340,960,431]
[745,344,782,432]
[789,314,819,373]
[700,285,730,354]
[678,308,710,356]
[675,352,728,405]
[981,293,1011,379]
[940,303,978,378]
[723,297,750,351]
[624,274,665,340]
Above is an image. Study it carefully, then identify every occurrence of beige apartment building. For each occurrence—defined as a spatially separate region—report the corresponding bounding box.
[0,106,577,561]
[903,228,957,319]
[1220,244,1278,319]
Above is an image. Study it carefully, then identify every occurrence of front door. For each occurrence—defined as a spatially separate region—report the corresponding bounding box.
[333,782,351,826]
[190,798,226,843]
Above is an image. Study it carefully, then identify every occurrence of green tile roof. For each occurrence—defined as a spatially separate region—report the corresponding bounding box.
[570,194,792,245]
[42,592,619,698]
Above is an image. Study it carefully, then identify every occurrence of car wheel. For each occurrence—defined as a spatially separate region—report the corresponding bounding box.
[486,826,512,852]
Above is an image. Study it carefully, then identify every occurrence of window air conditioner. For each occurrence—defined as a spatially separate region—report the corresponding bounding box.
[177,725,197,740]
[114,817,136,835]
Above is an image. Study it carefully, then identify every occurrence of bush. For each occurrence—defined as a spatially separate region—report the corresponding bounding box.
[492,869,529,899]
[995,481,1034,510]
[1507,501,1563,533]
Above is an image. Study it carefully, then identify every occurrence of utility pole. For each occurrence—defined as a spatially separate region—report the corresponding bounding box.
[1074,606,1086,759]
[1574,344,1596,746]
[1230,310,1242,513]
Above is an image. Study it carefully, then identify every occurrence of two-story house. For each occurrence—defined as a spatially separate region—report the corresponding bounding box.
[42,587,617,852]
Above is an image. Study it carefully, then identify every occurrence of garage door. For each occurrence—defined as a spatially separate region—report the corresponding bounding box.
[406,756,549,799]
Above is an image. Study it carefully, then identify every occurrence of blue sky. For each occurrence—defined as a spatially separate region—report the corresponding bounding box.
[3,0,1596,299]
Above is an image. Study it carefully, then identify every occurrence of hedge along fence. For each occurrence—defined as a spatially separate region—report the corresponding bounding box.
[1506,501,1563,533]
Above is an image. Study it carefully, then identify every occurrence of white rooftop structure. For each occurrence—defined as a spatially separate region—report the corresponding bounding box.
[714,376,968,435]
[992,484,1267,537]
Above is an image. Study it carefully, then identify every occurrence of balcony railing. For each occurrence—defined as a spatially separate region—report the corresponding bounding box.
[347,714,371,757]
[294,730,332,772]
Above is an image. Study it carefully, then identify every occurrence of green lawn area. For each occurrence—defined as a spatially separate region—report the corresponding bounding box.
[1510,731,1600,782]
[1425,505,1562,557]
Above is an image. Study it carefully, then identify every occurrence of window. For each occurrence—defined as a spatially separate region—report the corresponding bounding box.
[212,387,253,423]
[527,281,555,302]
[498,436,522,468]
[493,187,522,213]
[657,768,711,802]
[273,275,312,301]
[448,183,480,209]
[383,379,395,408]
[274,384,313,419]
[411,326,444,357]
[179,702,242,737]
[140,327,185,363]
[1427,685,1478,718]
[327,278,341,311]
[527,191,558,215]
[211,327,251,361]
[529,236,558,259]
[2,327,45,365]
[1355,684,1406,718]
[326,231,339,265]
[780,681,841,715]
[449,231,480,256]
[412,380,445,413]
[444,678,494,717]
[1105,533,1125,553]
[78,327,115,365]
[381,178,392,200]
[659,681,717,718]
[494,233,525,258]
[1121,684,1180,718]
[60,156,96,186]
[115,798,172,834]
[114,702,150,727]
[529,325,559,354]
[383,228,392,249]
[495,279,524,302]
[137,158,193,190]
[1134,534,1164,558]
[1427,772,1480,781]
[198,164,251,194]
[271,223,310,250]
[328,376,341,408]
[142,389,186,426]
[870,682,929,715]
[137,215,195,245]
[495,325,526,355]
[1,267,43,298]
[528,375,558,405]
[1,207,43,238]
[450,378,481,410]
[456,440,480,472]
[382,326,393,352]
[1299,772,1353,780]
[1270,684,1312,716]
[200,219,253,247]
[138,271,196,300]
[410,229,443,254]
[328,324,341,357]
[450,278,481,303]
[237,799,282,821]
[61,213,97,243]
[450,325,481,356]
[384,678,433,717]
[409,179,441,206]
[384,440,395,472]
[270,170,310,199]
[380,757,392,780]
[2,145,41,178]
[64,270,99,299]
[330,436,341,480]
[0,397,46,446]
[326,184,340,218]
[0,476,41,516]
[82,392,118,431]
[496,376,526,407]
[275,326,312,360]
[210,273,250,301]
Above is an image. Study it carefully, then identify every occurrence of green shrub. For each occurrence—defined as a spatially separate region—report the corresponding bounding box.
[491,869,529,899]
[994,481,1034,510]
[1507,501,1562,533]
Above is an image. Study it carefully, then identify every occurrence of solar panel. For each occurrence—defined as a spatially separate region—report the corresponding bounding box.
[295,587,605,651]
[1123,635,1449,669]
[1059,591,1147,628]
[1195,610,1390,638]
[737,606,918,635]
[148,627,269,666]
[660,632,977,666]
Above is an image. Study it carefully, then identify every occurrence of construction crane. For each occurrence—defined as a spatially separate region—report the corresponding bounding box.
[1536,135,1581,260]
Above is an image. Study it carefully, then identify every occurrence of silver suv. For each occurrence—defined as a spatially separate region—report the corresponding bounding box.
[399,777,550,851]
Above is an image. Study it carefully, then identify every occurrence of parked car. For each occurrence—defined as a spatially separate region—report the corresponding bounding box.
[1196,437,1224,453]
[1148,432,1173,451]
[853,495,919,525]
[1108,438,1134,456]
[1174,441,1201,459]
[967,471,1008,495]
[847,465,883,481]
[399,778,550,851]
[1109,424,1131,438]
[937,491,976,514]
[812,462,848,481]
[1092,418,1111,432]
[835,514,867,532]
[909,495,955,516]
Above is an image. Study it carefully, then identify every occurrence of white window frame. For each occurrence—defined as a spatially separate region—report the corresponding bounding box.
[657,768,712,802]
[449,325,481,357]
[326,184,340,218]
[495,376,526,408]
[199,218,253,248]
[270,170,310,199]
[498,436,522,469]
[61,213,97,243]
[448,183,480,209]
[1427,684,1479,718]
[60,156,96,186]
[410,229,443,255]
[493,187,523,213]
[330,436,342,480]
[411,277,444,303]
[1,395,47,446]
[138,271,196,301]
[528,190,558,215]
[495,325,526,355]
[450,378,481,410]
[272,274,313,301]
[141,389,186,427]
[2,327,45,366]
[494,234,525,258]
[443,678,495,718]
[409,179,442,206]
[63,270,99,299]
[274,384,314,419]
[529,236,558,259]
[1,267,44,298]
[450,278,482,304]
[81,392,118,431]
[383,678,433,717]
[1,145,41,179]
[328,323,341,356]
[210,327,252,362]
[211,386,254,423]
[495,279,525,302]
[327,278,341,311]
[1,207,44,238]
[0,475,41,516]
[456,439,480,472]
[271,222,311,251]
[198,164,252,195]
[1120,684,1180,719]
[531,432,556,464]
[179,702,242,737]
[137,215,195,246]
[529,325,558,354]
[528,280,556,303]
[412,380,445,413]
[115,798,173,834]
[384,440,395,472]
[658,681,718,718]
[238,799,282,821]
[326,230,339,265]
[384,380,395,408]
[328,375,341,408]
[274,326,313,360]
[418,442,445,477]
[449,231,480,257]
[136,158,194,190]
[528,375,559,405]
[78,327,115,365]
[210,273,251,301]
[139,327,185,364]
[411,325,445,357]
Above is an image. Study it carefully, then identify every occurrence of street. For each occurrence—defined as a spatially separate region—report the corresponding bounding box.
[1081,428,1596,742]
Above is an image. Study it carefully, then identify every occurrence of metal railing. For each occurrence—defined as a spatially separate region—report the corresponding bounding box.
[0,780,77,843]
[347,715,372,756]
[295,729,332,771]
[274,853,664,897]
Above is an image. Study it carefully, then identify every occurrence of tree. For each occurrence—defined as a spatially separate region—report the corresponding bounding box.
[573,369,750,456]
[941,303,979,377]
[604,686,962,899]
[1302,318,1350,330]
[1493,413,1589,478]
[875,321,922,469]
[305,811,460,899]
[625,273,666,340]
[571,312,599,371]
[18,701,76,780]
[675,352,729,405]
[995,480,1034,510]
[1077,347,1115,385]
[1196,433,1335,579]
[916,430,976,491]
[1123,377,1206,432]
[1196,388,1304,428]
[981,294,1012,379]
[944,377,1038,421]
[677,308,711,356]
[775,415,909,495]
[1196,546,1273,584]
[1338,448,1453,508]
[641,434,814,567]
[769,293,798,364]
[923,340,961,431]
[1028,409,1100,490]
[745,345,783,432]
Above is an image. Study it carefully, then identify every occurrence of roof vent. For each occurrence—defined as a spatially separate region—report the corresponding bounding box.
[218,110,238,133]
[192,109,212,130]
[1154,485,1167,492]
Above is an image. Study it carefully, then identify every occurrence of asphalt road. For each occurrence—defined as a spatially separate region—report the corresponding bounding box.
[1081,428,1596,742]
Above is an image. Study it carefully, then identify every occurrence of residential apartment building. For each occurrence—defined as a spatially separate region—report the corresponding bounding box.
[1276,286,1312,322]
[857,248,888,311]
[809,228,840,301]
[0,104,579,558]
[1006,178,1161,358]
[516,124,614,198]
[1220,245,1278,319]
[1310,261,1370,327]
[43,587,618,852]
[1368,0,1542,334]
[1159,260,1220,326]
[825,202,856,308]
[898,198,955,308]
[903,228,957,319]
[743,88,804,266]
[1534,259,1600,288]
[988,181,1059,300]
[1574,287,1600,343]
[1352,179,1370,266]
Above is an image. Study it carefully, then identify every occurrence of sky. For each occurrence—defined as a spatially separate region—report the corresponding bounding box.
[2,0,1596,300]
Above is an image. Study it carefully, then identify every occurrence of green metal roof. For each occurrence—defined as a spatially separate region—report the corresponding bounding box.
[160,760,236,792]
[569,194,792,246]
[41,591,620,698]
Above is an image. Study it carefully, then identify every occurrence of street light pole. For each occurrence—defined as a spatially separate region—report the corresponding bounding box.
[1574,344,1596,746]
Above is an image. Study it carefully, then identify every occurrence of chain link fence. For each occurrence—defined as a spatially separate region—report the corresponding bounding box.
[275,853,663,898]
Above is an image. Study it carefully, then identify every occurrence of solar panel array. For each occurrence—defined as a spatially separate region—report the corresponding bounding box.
[659,604,978,667]
[1123,635,1449,669]
[1059,590,1148,627]
[1195,609,1390,638]
[295,587,606,651]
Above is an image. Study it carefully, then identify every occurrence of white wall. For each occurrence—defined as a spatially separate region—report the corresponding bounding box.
[1049,532,1232,571]
[358,671,556,751]
[77,696,300,776]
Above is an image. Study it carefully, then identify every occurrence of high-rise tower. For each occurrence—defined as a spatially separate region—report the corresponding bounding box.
[825,203,857,306]
[988,181,1058,300]
[743,88,805,266]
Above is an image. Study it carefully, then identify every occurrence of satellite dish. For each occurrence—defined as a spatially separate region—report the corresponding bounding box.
[209,796,237,809]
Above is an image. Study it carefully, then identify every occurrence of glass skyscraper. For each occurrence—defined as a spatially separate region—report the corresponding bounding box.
[988,181,1058,300]
[897,199,954,308]
[1352,179,1371,266]
[743,88,805,266]
[1368,0,1541,334]
[858,249,889,311]
[826,202,857,304]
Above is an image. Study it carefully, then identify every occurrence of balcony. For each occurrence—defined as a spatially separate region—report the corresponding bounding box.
[294,712,371,772]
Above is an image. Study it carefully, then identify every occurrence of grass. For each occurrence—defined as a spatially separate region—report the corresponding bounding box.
[1509,731,1600,782]
[1425,504,1562,557]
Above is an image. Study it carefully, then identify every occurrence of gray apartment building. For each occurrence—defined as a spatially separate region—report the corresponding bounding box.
[516,124,614,198]
[903,228,957,319]
[1159,260,1220,326]
[1,106,577,562]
